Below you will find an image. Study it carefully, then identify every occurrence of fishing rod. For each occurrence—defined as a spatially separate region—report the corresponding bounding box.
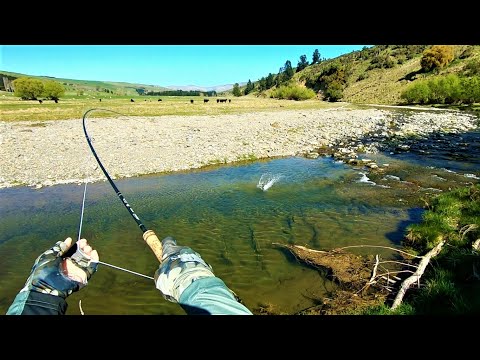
[81,108,163,262]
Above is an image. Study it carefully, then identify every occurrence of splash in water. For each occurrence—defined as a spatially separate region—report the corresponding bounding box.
[257,173,282,191]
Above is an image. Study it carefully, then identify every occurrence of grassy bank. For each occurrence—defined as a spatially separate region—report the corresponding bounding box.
[351,184,480,315]
[0,92,343,121]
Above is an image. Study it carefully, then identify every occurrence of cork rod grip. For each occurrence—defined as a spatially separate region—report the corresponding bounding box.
[142,230,163,262]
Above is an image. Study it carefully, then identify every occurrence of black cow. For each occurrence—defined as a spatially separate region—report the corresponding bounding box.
[158,99,162,101]
[54,99,58,103]
[190,99,194,104]
[99,99,102,102]
[131,99,135,102]
[38,99,43,104]
[228,99,231,103]
[204,99,209,103]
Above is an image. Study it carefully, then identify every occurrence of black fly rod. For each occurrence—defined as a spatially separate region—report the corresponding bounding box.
[82,108,163,261]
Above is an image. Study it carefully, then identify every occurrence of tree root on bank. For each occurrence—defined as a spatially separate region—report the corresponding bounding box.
[272,242,426,314]
[272,243,373,287]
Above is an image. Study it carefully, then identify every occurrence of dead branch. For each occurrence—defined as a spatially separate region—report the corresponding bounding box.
[337,245,422,258]
[460,224,478,242]
[391,239,446,310]
[369,255,380,284]
[379,260,419,268]
[381,276,396,284]
[473,239,480,252]
[374,270,415,278]
[359,254,380,294]
[272,242,371,285]
[79,300,85,315]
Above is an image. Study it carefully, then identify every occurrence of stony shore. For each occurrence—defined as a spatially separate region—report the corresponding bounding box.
[0,107,478,189]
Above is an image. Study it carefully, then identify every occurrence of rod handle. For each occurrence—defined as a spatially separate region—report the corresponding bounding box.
[142,230,163,262]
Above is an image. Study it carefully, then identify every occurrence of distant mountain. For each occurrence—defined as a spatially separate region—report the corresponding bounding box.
[167,82,247,93]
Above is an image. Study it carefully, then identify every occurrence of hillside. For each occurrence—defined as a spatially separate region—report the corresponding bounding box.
[0,69,244,96]
[340,45,479,104]
[0,70,170,96]
[253,45,480,105]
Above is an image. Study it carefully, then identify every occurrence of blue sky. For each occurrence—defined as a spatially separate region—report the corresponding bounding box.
[0,45,369,87]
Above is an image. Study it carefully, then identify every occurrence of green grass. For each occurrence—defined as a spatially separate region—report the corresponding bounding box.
[348,303,415,315]
[409,268,471,314]
[0,93,344,121]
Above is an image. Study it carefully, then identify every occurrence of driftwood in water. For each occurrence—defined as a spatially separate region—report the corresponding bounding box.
[391,239,445,309]
[272,243,372,287]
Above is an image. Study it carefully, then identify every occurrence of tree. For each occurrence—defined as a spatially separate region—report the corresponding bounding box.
[420,45,455,72]
[324,80,344,102]
[43,80,65,100]
[283,60,294,80]
[244,79,254,95]
[297,55,309,72]
[232,83,241,97]
[257,77,266,91]
[312,49,321,64]
[265,73,275,89]
[13,77,44,100]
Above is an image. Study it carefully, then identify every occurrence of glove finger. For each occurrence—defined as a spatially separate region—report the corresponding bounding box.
[84,261,98,280]
[55,237,74,257]
[35,238,73,264]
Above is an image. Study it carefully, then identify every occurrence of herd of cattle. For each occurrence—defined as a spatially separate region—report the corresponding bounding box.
[128,98,231,103]
[36,98,231,104]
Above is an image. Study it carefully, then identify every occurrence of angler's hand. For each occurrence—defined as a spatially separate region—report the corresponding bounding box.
[154,236,215,303]
[21,237,99,299]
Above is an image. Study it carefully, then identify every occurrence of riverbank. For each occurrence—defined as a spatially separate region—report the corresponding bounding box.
[0,107,478,189]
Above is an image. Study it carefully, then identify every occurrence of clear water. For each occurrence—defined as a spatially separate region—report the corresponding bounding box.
[1,135,479,315]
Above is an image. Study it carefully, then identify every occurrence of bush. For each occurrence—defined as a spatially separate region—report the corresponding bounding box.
[400,81,430,104]
[459,46,474,59]
[324,81,343,102]
[356,72,368,81]
[270,84,316,100]
[43,80,65,100]
[459,76,480,104]
[13,77,44,100]
[428,74,462,104]
[463,59,480,76]
[420,45,455,72]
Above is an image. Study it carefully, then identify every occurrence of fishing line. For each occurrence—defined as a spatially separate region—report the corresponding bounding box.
[72,108,163,281]
[77,177,154,280]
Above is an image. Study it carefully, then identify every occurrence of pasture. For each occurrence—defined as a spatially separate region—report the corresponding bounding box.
[0,92,344,121]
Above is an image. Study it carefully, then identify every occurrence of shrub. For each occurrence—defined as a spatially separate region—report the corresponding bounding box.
[459,46,474,59]
[43,80,65,100]
[459,76,480,104]
[270,84,316,100]
[420,45,455,72]
[13,77,44,100]
[324,81,343,102]
[400,81,430,104]
[463,59,480,76]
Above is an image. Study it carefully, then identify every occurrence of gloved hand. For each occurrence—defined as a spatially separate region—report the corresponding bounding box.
[154,236,215,303]
[20,237,99,299]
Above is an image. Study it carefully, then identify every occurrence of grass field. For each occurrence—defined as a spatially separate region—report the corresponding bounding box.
[0,92,345,121]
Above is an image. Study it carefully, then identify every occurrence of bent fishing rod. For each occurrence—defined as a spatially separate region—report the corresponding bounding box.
[82,108,163,262]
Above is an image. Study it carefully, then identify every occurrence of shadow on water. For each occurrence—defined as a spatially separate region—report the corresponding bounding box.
[385,207,424,245]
